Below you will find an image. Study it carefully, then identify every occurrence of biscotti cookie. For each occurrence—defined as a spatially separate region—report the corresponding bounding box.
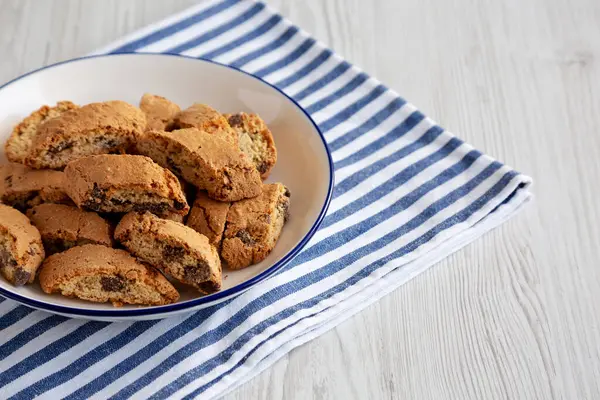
[25,101,146,169]
[6,101,79,164]
[161,211,186,224]
[27,204,113,255]
[64,154,189,215]
[38,177,72,205]
[221,183,290,269]
[139,93,180,131]
[38,244,179,306]
[160,179,192,223]
[173,104,237,145]
[0,204,44,286]
[136,128,262,202]
[225,113,277,179]
[186,191,230,247]
[0,163,71,210]
[115,211,222,294]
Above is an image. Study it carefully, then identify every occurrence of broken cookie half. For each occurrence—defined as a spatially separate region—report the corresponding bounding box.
[5,101,78,164]
[136,128,262,202]
[25,101,146,169]
[64,154,189,215]
[38,244,179,307]
[186,191,231,247]
[115,211,222,294]
[221,183,290,269]
[0,204,45,286]
[139,93,181,131]
[27,203,113,255]
[0,163,71,211]
[225,112,277,179]
[173,103,238,145]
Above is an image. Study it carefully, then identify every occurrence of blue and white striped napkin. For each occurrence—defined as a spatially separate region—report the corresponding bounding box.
[0,1,532,398]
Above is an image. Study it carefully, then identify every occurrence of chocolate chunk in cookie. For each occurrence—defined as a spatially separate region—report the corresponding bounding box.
[0,204,44,286]
[115,211,221,294]
[221,183,290,269]
[224,112,277,179]
[100,276,126,292]
[38,244,179,306]
[64,154,189,215]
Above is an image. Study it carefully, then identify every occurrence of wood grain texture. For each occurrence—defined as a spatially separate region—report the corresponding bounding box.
[1,0,600,399]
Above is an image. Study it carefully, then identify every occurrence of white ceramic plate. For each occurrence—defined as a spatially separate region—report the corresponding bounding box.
[0,53,333,321]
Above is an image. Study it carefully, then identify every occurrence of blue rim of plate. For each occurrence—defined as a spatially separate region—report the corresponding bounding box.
[0,52,334,318]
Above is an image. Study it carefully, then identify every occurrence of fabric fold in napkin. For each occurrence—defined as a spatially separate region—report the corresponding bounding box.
[0,0,532,398]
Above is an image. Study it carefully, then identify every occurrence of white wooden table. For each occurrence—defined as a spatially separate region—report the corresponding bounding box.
[2,0,599,398]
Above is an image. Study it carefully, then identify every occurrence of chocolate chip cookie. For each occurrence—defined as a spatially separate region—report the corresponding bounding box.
[186,191,230,247]
[221,183,290,269]
[0,204,45,286]
[25,100,146,169]
[225,112,277,179]
[64,154,189,215]
[38,244,179,306]
[27,203,113,255]
[139,93,180,131]
[5,101,79,164]
[136,128,262,202]
[0,163,71,211]
[115,211,222,294]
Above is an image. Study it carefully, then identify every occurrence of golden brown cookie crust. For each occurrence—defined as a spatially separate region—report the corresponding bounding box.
[139,94,181,131]
[225,112,277,179]
[38,244,179,306]
[136,128,262,202]
[0,204,45,285]
[5,101,78,164]
[27,203,113,254]
[221,183,290,269]
[25,101,146,169]
[0,163,71,211]
[64,154,189,215]
[173,104,238,145]
[186,191,230,247]
[115,211,222,294]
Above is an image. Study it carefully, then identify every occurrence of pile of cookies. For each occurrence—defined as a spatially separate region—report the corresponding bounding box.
[0,95,290,307]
